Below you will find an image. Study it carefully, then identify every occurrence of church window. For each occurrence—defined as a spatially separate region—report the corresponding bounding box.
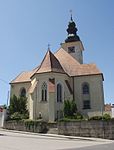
[83,100,91,109]
[82,83,89,94]
[41,82,47,101]
[20,88,26,97]
[57,83,62,102]
[68,46,75,53]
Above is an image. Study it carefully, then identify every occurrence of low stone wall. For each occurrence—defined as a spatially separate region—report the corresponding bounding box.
[3,120,48,133]
[58,120,114,140]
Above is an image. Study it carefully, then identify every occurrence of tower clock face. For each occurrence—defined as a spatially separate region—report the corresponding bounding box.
[68,46,75,53]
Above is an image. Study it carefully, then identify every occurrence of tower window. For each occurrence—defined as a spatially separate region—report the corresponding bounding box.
[41,82,47,101]
[57,83,62,102]
[68,46,75,53]
[20,88,26,97]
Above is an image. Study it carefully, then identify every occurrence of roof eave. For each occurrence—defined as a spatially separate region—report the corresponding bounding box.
[10,80,31,84]
[71,73,104,80]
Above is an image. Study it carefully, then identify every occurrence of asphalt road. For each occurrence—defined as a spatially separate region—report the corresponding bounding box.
[62,142,114,150]
[0,129,113,150]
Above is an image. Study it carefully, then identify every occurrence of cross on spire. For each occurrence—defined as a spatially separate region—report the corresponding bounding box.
[70,10,73,21]
[48,44,50,50]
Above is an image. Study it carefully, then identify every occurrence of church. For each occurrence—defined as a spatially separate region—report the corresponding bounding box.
[10,15,104,122]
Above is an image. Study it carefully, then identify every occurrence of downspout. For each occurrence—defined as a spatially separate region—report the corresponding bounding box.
[73,76,75,101]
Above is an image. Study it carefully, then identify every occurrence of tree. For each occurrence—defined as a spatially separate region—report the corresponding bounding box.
[64,100,77,117]
[9,95,29,120]
[9,95,19,114]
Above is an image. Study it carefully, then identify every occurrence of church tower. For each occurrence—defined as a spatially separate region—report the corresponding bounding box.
[61,14,84,64]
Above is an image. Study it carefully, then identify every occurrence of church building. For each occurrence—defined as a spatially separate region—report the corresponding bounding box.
[10,15,104,122]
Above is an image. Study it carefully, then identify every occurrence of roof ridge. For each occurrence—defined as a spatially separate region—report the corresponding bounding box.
[49,50,64,72]
[55,47,80,65]
[34,50,65,74]
[48,50,53,71]
[36,50,49,73]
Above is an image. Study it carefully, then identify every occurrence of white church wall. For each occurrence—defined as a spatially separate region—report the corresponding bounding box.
[10,82,31,112]
[74,74,104,117]
[31,72,72,121]
[10,82,31,98]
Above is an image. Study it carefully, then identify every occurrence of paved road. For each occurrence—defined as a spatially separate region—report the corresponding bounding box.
[0,129,113,150]
[62,142,114,150]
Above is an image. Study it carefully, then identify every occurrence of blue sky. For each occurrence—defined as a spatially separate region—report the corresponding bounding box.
[0,0,114,105]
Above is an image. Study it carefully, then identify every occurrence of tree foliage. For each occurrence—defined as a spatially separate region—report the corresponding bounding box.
[64,100,77,117]
[9,95,28,120]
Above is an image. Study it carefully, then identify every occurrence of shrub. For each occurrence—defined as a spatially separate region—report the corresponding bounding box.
[64,100,77,117]
[10,112,23,120]
[10,112,29,121]
[59,118,78,122]
[89,114,111,121]
[24,120,48,133]
[103,113,111,120]
[75,112,83,120]
[89,116,102,120]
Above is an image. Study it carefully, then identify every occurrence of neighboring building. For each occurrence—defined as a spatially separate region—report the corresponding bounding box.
[105,103,112,112]
[0,106,7,127]
[10,15,104,122]
[112,104,114,118]
[105,103,114,117]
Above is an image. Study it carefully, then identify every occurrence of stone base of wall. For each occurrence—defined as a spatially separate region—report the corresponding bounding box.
[3,120,48,133]
[3,120,57,134]
[4,120,114,140]
[58,120,114,140]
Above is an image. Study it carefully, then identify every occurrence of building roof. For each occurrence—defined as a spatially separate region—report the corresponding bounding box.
[105,103,114,111]
[11,48,103,84]
[48,78,55,92]
[29,81,38,94]
[10,67,39,84]
[54,48,102,77]
[10,71,32,84]
[34,50,65,74]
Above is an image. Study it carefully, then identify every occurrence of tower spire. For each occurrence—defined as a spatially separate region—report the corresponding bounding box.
[65,12,80,43]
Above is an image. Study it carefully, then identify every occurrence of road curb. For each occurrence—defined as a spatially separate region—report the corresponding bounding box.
[0,128,112,142]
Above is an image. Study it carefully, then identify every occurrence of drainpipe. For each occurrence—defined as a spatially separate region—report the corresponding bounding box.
[73,77,75,101]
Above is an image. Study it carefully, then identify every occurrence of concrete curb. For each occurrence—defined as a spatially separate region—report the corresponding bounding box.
[0,128,113,142]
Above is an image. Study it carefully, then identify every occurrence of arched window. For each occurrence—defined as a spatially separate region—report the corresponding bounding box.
[82,82,91,109]
[41,82,47,101]
[82,83,89,94]
[20,88,26,97]
[57,83,62,102]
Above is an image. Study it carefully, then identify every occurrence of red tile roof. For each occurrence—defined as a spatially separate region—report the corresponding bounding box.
[35,50,65,74]
[55,48,102,77]
[11,48,103,84]
[10,67,39,84]
[10,71,32,84]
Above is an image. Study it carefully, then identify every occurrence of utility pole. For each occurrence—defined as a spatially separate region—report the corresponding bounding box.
[0,78,9,107]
